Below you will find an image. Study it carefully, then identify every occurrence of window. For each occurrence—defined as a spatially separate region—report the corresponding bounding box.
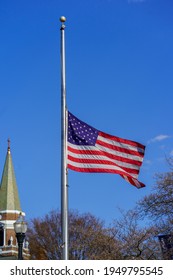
[0,223,4,246]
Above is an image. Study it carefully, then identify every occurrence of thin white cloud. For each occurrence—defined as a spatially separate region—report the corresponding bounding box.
[148,135,170,144]
[170,150,173,156]
[144,159,152,165]
[157,157,165,162]
[159,145,166,150]
[142,159,152,170]
[128,0,146,3]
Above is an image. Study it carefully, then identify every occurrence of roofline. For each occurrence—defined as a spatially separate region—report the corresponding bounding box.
[0,210,25,215]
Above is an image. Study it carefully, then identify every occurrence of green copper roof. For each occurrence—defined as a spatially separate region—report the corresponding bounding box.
[0,147,21,211]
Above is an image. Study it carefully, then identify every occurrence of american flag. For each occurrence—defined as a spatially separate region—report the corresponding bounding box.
[67,111,145,188]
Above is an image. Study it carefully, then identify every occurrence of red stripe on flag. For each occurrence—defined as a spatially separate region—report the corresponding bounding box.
[99,131,145,150]
[68,145,142,167]
[96,138,144,158]
[68,155,139,176]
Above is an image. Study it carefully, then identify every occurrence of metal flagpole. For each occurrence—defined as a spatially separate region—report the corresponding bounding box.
[60,16,68,260]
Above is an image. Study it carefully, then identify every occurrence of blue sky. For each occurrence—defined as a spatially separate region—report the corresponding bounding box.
[0,0,173,226]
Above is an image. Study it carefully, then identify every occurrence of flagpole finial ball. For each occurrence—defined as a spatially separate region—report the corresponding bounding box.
[60,16,66,23]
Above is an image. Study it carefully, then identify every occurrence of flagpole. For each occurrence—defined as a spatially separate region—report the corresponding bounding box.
[60,16,68,260]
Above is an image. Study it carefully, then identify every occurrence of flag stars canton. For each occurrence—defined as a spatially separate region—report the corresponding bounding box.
[68,112,99,146]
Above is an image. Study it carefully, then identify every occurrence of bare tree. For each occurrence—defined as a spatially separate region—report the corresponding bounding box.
[27,210,121,260]
[137,158,173,232]
[112,210,162,259]
[27,210,62,259]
